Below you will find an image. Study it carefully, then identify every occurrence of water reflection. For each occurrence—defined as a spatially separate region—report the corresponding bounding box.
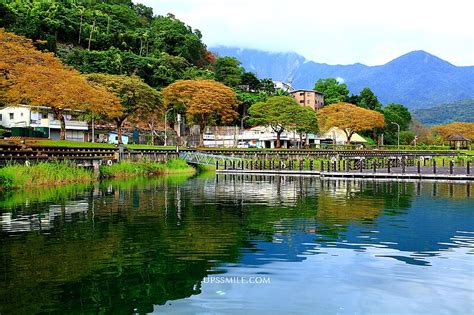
[0,175,472,314]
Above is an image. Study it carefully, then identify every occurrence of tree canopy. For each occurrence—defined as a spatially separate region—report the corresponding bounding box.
[84,73,162,144]
[357,87,382,111]
[0,28,121,140]
[0,1,212,89]
[248,96,315,148]
[214,57,243,88]
[431,122,474,140]
[162,79,239,145]
[314,78,349,105]
[317,102,385,143]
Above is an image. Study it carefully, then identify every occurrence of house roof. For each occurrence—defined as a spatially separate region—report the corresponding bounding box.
[290,89,325,95]
[446,133,471,141]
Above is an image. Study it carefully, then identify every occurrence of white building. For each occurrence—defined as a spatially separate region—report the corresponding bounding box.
[320,127,367,145]
[273,80,294,92]
[201,126,367,148]
[0,105,88,141]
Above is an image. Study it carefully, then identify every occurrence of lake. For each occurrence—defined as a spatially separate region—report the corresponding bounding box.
[0,174,473,314]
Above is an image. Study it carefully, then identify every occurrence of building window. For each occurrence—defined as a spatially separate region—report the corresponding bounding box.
[307,100,310,104]
[0,114,2,121]
[42,113,48,119]
[21,112,24,117]
[299,92,304,96]
[299,100,304,104]
[9,113,13,119]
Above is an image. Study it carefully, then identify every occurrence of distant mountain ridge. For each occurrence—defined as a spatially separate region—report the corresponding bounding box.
[412,99,474,125]
[211,47,474,110]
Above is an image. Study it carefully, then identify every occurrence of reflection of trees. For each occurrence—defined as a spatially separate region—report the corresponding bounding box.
[0,175,248,314]
[0,176,470,314]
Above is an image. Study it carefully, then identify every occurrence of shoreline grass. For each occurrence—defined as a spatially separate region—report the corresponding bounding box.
[0,161,95,189]
[0,159,197,190]
[99,158,196,179]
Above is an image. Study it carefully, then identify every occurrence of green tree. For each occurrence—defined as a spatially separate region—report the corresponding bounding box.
[399,130,416,145]
[358,87,382,111]
[248,96,302,148]
[84,73,163,144]
[382,103,412,144]
[240,72,261,91]
[259,78,276,94]
[293,106,319,148]
[214,56,243,88]
[314,78,349,105]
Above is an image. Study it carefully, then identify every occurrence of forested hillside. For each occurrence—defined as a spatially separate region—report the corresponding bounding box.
[412,99,474,125]
[0,0,214,88]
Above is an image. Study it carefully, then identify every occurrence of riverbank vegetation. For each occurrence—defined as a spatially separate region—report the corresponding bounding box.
[0,161,94,189]
[0,159,196,190]
[100,158,195,179]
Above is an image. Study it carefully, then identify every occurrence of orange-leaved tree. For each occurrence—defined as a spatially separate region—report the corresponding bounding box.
[431,122,474,140]
[0,28,121,140]
[84,73,163,144]
[317,102,385,143]
[162,79,239,146]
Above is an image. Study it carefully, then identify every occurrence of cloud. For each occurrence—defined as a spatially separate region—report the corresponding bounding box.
[136,0,474,66]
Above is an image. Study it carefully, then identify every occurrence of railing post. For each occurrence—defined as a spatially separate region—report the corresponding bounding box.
[417,160,421,174]
[320,160,324,172]
[402,158,406,174]
[300,160,304,171]
[467,161,471,175]
[388,159,391,173]
[450,160,454,175]
[359,158,363,173]
[310,160,314,171]
[373,160,377,173]
[433,160,437,174]
[224,160,227,170]
[216,160,219,170]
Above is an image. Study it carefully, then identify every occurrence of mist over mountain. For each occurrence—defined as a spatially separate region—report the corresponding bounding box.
[212,47,474,110]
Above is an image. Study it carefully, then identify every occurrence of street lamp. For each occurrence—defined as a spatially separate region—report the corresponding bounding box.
[390,122,400,150]
[164,108,173,146]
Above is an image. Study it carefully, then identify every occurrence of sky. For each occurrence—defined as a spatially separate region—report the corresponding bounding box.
[136,0,474,66]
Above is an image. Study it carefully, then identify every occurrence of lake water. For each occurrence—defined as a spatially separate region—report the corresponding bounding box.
[0,174,473,314]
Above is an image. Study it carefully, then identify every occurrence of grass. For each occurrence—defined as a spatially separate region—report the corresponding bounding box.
[100,158,196,178]
[0,161,95,189]
[27,139,115,148]
[125,144,177,150]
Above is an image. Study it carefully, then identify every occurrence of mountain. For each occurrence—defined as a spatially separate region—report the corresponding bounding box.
[211,47,474,110]
[412,99,474,125]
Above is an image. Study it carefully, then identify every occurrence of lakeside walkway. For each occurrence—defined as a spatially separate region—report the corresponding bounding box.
[216,166,473,181]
